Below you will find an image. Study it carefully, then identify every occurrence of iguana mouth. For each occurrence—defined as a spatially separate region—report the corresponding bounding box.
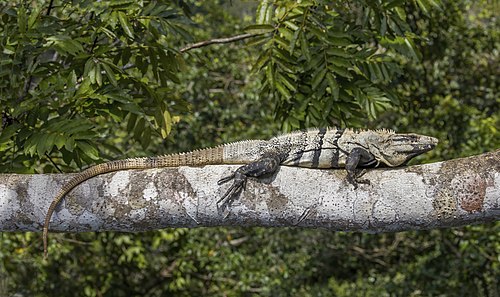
[414,143,437,153]
[416,137,438,152]
[402,136,438,154]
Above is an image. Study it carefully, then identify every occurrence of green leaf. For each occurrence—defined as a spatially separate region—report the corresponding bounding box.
[416,0,430,14]
[278,73,297,92]
[24,133,41,157]
[17,5,27,34]
[245,35,270,47]
[2,46,15,55]
[118,11,134,39]
[109,0,136,8]
[404,37,420,61]
[28,5,40,29]
[176,54,187,72]
[0,123,21,145]
[308,26,327,41]
[61,147,74,164]
[40,133,56,155]
[75,78,93,97]
[327,56,351,68]
[289,29,301,54]
[155,108,172,139]
[380,63,390,81]
[121,102,143,114]
[84,59,95,82]
[308,54,324,71]
[74,146,83,168]
[253,50,271,72]
[283,20,299,31]
[265,64,275,87]
[76,140,100,160]
[327,37,351,47]
[308,105,321,121]
[278,27,294,41]
[330,64,352,79]
[134,117,145,140]
[256,0,273,24]
[273,35,289,49]
[326,47,352,58]
[244,24,275,34]
[299,31,311,61]
[311,64,327,90]
[65,137,75,152]
[127,113,138,132]
[314,77,329,99]
[89,65,96,84]
[101,63,118,86]
[326,73,339,101]
[66,70,77,90]
[158,51,180,83]
[141,126,151,150]
[380,14,387,36]
[61,121,95,135]
[275,80,291,99]
[370,62,384,82]
[95,63,102,86]
[53,134,66,150]
[385,0,406,9]
[46,35,84,55]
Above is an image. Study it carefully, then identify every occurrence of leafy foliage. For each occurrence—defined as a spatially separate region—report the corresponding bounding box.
[0,0,191,172]
[247,0,439,129]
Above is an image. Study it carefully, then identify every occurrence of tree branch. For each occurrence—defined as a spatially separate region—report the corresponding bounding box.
[179,33,260,53]
[46,0,54,16]
[118,33,261,71]
[0,150,498,233]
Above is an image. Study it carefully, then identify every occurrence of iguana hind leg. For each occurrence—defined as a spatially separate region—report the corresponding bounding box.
[217,155,281,209]
[345,147,375,188]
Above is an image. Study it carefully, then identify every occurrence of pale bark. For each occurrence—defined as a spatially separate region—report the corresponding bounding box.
[0,150,498,232]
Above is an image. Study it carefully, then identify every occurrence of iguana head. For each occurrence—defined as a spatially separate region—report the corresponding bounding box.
[366,130,438,167]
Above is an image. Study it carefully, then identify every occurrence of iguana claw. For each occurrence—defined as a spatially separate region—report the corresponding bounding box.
[217,171,247,210]
[346,168,370,189]
[217,173,235,185]
[216,156,280,211]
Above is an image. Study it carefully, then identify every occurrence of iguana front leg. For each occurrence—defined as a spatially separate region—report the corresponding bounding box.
[217,155,281,209]
[345,147,375,188]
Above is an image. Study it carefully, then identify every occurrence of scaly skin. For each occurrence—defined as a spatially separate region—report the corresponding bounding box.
[43,128,438,258]
[43,147,225,258]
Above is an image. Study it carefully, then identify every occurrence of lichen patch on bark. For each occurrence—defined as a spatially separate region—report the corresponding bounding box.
[434,151,499,215]
[455,173,488,213]
[432,189,457,219]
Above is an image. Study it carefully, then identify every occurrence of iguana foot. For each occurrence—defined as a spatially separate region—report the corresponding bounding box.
[346,148,375,189]
[216,155,281,211]
[346,169,370,189]
[217,171,247,210]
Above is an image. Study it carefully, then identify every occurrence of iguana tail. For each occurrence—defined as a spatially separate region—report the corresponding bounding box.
[43,146,225,258]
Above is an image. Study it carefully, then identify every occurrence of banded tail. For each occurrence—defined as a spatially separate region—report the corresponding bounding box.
[43,146,225,258]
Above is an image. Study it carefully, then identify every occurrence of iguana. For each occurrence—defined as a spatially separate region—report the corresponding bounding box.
[43,128,438,257]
